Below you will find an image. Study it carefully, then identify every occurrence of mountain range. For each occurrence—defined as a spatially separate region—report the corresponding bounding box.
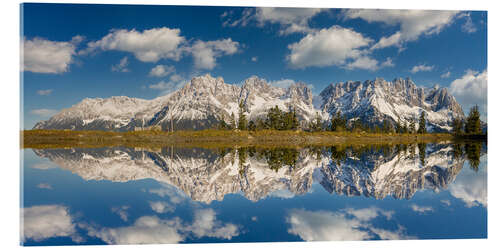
[33,74,464,132]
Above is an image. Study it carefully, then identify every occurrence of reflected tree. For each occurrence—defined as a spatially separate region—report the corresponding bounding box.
[465,142,482,172]
[417,143,427,166]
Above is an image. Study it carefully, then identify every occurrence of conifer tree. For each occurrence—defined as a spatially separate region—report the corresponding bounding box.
[465,105,481,134]
[238,100,247,130]
[417,112,426,134]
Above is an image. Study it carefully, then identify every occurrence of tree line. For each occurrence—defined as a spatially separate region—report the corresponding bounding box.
[218,102,484,135]
[452,105,484,135]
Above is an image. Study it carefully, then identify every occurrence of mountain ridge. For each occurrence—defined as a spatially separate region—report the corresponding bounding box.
[33,74,464,132]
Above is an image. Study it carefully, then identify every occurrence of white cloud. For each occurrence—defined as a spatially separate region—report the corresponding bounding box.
[111,56,130,72]
[251,56,258,62]
[85,27,185,62]
[31,161,58,170]
[251,216,258,222]
[346,56,379,71]
[36,183,53,190]
[343,9,460,49]
[222,7,326,35]
[36,89,53,96]
[449,155,487,207]
[149,201,175,214]
[410,64,434,73]
[441,71,451,78]
[441,200,451,206]
[22,37,80,73]
[147,184,186,204]
[410,204,434,214]
[268,79,296,89]
[187,209,239,239]
[380,57,395,68]
[30,109,58,117]
[111,205,130,222]
[189,38,239,70]
[85,208,239,244]
[22,205,79,242]
[149,65,174,77]
[461,13,477,33]
[85,215,184,244]
[449,69,487,116]
[286,207,410,241]
[287,26,374,69]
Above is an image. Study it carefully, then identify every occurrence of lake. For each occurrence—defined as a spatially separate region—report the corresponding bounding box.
[20,142,487,245]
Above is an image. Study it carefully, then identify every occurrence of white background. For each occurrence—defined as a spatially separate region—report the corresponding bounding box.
[0,0,496,249]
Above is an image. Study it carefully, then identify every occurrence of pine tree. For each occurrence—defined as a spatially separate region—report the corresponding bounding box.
[218,114,228,130]
[465,105,481,134]
[417,111,426,134]
[248,120,256,131]
[238,100,247,130]
[402,121,408,134]
[396,118,402,134]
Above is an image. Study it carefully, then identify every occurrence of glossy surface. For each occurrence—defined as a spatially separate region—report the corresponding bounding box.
[21,142,487,245]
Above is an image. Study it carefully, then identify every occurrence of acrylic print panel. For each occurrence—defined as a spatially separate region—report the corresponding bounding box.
[20,2,487,246]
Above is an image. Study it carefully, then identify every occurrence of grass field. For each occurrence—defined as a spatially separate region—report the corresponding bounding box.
[21,129,465,149]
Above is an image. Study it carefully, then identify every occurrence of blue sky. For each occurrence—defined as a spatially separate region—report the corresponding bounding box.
[21,3,487,129]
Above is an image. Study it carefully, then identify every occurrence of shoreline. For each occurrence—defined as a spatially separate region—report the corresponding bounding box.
[20,129,485,149]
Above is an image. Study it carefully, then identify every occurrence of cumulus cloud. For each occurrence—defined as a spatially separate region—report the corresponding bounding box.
[286,207,411,241]
[410,64,434,73]
[222,7,326,35]
[85,215,183,244]
[449,69,487,116]
[85,27,185,62]
[410,204,434,214]
[187,209,239,239]
[342,9,460,49]
[36,89,53,96]
[449,155,487,207]
[85,208,239,244]
[22,36,80,73]
[149,65,174,77]
[146,184,186,204]
[84,27,240,70]
[149,201,175,214]
[189,38,240,70]
[22,205,79,242]
[111,205,130,222]
[287,26,375,69]
[30,109,58,117]
[111,56,130,72]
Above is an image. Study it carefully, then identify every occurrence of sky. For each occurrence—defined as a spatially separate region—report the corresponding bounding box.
[21,3,487,129]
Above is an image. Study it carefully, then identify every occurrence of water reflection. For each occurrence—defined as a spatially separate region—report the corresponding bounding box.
[32,142,485,203]
[23,141,487,245]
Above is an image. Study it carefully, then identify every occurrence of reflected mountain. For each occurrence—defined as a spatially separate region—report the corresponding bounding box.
[33,142,485,203]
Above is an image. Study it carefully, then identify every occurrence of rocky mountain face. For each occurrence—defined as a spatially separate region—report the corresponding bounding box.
[33,144,466,203]
[317,78,464,132]
[33,75,464,132]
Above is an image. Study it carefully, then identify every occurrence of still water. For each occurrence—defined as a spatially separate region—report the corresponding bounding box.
[21,142,487,245]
